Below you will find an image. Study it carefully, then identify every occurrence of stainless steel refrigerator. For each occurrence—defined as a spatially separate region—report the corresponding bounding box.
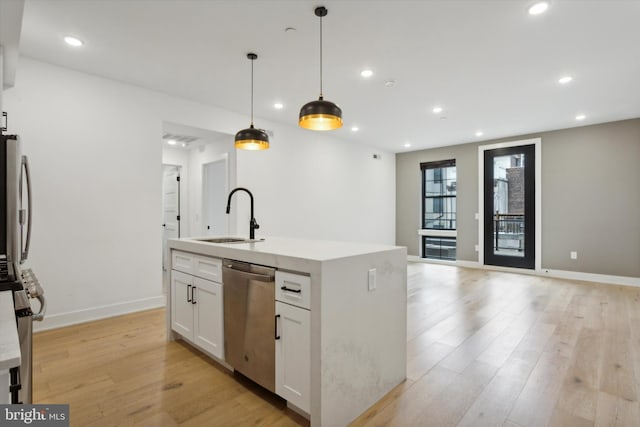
[1,132,45,404]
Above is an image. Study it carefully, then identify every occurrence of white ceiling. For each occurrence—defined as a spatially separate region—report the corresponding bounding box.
[17,0,640,153]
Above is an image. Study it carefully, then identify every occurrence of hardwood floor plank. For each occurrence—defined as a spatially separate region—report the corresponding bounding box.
[457,357,537,427]
[599,287,638,402]
[554,327,603,422]
[594,391,640,427]
[410,361,497,427]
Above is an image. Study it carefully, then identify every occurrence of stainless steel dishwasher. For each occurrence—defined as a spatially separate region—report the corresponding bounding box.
[222,259,276,392]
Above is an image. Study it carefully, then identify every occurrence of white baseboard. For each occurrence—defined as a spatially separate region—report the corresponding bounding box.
[541,269,640,288]
[34,295,166,332]
[408,256,640,288]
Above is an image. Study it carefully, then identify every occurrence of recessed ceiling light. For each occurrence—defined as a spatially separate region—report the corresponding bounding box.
[558,76,573,84]
[528,2,549,15]
[64,36,84,47]
[351,126,359,132]
[274,103,284,110]
[576,114,586,121]
[384,79,396,88]
[432,106,443,114]
[475,131,484,137]
[167,139,177,145]
[403,143,411,148]
[361,69,373,78]
[284,27,297,33]
[181,143,187,148]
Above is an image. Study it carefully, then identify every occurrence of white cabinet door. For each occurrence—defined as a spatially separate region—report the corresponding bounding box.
[171,270,194,338]
[193,277,224,359]
[275,301,311,413]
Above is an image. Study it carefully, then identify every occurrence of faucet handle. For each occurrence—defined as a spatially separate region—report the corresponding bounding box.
[251,218,260,229]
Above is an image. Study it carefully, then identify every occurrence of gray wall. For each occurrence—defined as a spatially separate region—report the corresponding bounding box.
[396,118,640,278]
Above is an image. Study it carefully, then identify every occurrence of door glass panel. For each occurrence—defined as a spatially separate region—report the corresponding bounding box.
[492,153,525,257]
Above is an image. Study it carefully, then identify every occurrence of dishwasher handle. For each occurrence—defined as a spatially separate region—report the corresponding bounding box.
[223,264,275,282]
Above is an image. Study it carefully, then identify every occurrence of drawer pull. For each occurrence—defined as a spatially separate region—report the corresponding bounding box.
[280,286,301,293]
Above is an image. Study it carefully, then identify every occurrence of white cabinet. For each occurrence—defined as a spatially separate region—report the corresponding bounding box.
[171,270,194,338]
[171,254,224,360]
[275,271,311,414]
[192,277,223,357]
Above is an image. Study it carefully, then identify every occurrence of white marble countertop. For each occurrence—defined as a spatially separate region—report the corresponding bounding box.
[0,291,21,371]
[169,236,404,273]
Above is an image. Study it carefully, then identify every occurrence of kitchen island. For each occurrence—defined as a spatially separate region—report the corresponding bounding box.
[167,236,407,427]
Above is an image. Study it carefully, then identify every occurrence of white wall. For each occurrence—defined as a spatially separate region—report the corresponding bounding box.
[4,58,395,329]
[236,132,396,244]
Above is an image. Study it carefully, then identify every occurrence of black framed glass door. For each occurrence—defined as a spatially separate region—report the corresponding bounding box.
[483,144,535,269]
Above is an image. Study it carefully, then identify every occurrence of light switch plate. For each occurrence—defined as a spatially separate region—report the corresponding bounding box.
[368,268,376,291]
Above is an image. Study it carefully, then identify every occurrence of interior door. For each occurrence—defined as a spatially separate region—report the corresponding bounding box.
[202,159,228,236]
[162,165,181,282]
[483,144,535,269]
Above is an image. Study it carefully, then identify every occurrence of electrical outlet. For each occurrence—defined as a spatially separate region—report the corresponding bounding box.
[570,251,578,260]
[368,268,376,291]
[475,244,479,252]
[474,213,479,220]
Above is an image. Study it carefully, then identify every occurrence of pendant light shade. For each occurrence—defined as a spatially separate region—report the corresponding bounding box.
[235,53,269,150]
[299,6,343,131]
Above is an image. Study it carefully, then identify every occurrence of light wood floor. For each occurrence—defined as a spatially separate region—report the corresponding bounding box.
[33,263,640,426]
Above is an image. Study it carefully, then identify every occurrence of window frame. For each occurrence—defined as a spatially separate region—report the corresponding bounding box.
[420,159,457,261]
[421,159,457,231]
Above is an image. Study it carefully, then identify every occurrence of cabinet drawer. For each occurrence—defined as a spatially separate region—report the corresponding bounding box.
[172,250,194,275]
[193,255,222,283]
[276,271,311,310]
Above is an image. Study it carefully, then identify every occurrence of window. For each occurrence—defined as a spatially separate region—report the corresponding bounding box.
[422,236,456,261]
[421,160,457,260]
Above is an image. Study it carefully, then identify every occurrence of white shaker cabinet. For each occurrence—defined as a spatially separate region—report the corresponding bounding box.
[170,252,224,360]
[275,271,311,414]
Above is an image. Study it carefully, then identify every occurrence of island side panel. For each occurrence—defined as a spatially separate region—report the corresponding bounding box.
[319,247,407,426]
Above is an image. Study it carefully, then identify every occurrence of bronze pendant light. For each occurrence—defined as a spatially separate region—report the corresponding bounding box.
[235,53,269,150]
[299,6,343,131]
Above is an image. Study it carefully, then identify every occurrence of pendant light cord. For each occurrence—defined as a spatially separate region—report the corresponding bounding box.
[319,13,323,98]
[250,57,254,126]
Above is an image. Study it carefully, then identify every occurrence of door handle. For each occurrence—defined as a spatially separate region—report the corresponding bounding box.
[187,284,192,302]
[191,286,196,304]
[275,314,280,340]
[20,156,32,263]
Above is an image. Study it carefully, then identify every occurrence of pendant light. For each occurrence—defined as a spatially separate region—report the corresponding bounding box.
[235,53,269,150]
[299,6,343,131]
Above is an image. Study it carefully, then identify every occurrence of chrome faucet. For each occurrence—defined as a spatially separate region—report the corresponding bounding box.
[226,187,259,240]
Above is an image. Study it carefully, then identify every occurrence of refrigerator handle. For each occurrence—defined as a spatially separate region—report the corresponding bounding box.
[20,155,33,263]
[32,295,46,322]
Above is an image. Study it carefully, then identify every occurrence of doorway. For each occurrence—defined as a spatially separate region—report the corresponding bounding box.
[162,165,181,288]
[480,140,540,270]
[202,155,229,236]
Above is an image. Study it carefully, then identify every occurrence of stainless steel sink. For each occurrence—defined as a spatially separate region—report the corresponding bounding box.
[196,237,264,244]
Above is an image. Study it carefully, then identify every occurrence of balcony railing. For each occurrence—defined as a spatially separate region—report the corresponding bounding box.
[494,213,524,252]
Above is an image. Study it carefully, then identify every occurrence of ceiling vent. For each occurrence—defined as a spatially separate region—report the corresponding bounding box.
[162,132,200,143]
